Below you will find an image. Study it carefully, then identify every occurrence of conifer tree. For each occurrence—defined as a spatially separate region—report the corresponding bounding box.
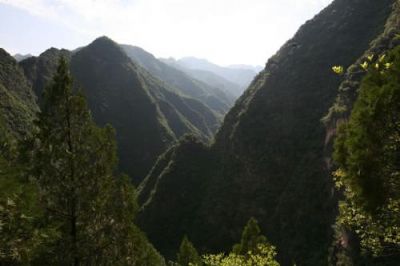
[202,218,279,266]
[233,217,267,256]
[26,57,164,265]
[0,119,56,264]
[177,236,202,266]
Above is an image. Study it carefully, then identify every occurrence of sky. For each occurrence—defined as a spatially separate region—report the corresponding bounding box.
[0,0,333,66]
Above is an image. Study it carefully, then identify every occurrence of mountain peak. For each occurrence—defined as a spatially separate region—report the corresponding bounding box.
[84,36,129,63]
[92,35,115,45]
[39,47,69,58]
[0,48,12,60]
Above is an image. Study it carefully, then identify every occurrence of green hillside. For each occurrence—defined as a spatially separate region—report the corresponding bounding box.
[324,1,400,264]
[138,0,396,265]
[19,37,223,183]
[0,48,38,137]
[2,0,400,264]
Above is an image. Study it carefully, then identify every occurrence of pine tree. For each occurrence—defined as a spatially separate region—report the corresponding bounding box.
[202,218,279,266]
[26,57,164,265]
[177,236,202,266]
[232,217,267,256]
[0,118,56,264]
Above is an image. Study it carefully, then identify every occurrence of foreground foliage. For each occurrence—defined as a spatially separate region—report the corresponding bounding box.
[0,121,56,263]
[202,243,279,266]
[174,218,279,266]
[1,58,164,265]
[177,236,203,266]
[334,46,400,260]
[138,1,395,264]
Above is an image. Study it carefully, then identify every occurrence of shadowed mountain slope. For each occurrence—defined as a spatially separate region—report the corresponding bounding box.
[20,37,222,183]
[138,0,395,264]
[0,49,38,137]
[20,48,71,104]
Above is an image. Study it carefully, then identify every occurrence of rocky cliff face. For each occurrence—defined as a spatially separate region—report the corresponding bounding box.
[138,0,396,264]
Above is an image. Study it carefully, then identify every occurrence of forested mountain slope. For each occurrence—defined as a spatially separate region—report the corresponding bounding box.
[121,45,235,115]
[19,48,71,104]
[0,57,166,265]
[20,37,222,183]
[0,49,38,137]
[69,37,176,183]
[138,0,396,265]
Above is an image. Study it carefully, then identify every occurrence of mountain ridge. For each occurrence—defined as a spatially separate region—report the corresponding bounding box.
[138,0,396,265]
[121,44,235,116]
[19,36,224,183]
[161,57,259,96]
[172,56,258,89]
[0,48,38,137]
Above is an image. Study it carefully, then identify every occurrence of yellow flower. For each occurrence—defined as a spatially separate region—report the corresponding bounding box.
[333,169,346,178]
[332,65,344,75]
[379,54,386,62]
[385,62,393,69]
[367,54,374,61]
[360,61,369,70]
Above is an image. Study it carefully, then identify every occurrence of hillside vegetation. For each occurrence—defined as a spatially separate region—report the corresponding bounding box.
[1,0,400,265]
[138,0,396,265]
[20,37,225,183]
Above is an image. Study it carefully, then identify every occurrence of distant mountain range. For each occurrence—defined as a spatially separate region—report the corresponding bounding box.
[120,45,235,116]
[13,53,33,62]
[227,64,263,72]
[161,57,261,96]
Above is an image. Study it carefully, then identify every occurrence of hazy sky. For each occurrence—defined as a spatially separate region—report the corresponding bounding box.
[0,0,333,66]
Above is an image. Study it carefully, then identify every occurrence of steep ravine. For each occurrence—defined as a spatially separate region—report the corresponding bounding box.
[138,0,396,265]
